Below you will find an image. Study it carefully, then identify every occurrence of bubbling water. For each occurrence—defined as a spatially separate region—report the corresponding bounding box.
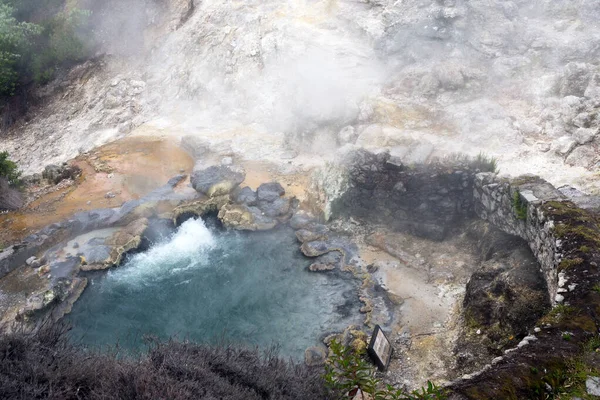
[67,219,360,358]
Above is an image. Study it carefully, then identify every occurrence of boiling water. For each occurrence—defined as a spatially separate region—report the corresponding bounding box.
[67,218,359,358]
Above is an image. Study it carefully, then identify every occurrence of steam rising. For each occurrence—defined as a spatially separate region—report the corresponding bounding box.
[2,0,600,191]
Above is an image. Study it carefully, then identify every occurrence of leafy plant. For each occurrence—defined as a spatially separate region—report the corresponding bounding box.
[0,150,21,186]
[0,4,40,95]
[513,189,527,221]
[324,339,447,400]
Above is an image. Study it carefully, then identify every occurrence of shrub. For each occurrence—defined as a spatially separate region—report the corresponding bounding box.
[0,150,21,186]
[0,4,40,95]
[0,323,332,399]
[0,1,92,95]
[324,339,447,400]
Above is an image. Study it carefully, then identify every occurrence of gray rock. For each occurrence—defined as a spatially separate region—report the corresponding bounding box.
[558,62,592,97]
[218,204,278,231]
[26,256,38,267]
[304,346,327,367]
[233,186,257,206]
[256,182,285,202]
[257,197,291,218]
[417,73,441,97]
[289,211,316,229]
[584,73,600,104]
[301,240,331,257]
[572,112,592,128]
[0,177,23,211]
[296,228,328,243]
[180,135,209,160]
[553,136,577,156]
[565,144,599,169]
[42,164,81,184]
[338,126,358,145]
[435,63,465,90]
[573,128,597,145]
[191,164,246,197]
[587,377,600,396]
[309,251,343,272]
[81,245,112,264]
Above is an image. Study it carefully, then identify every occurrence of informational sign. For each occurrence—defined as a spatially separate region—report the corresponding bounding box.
[367,325,393,371]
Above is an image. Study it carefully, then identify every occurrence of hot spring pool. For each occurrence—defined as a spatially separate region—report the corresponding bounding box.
[67,218,359,358]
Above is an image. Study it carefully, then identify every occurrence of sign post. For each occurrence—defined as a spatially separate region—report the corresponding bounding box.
[367,325,393,371]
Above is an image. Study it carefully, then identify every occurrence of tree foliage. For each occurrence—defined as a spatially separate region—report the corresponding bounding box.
[0,0,91,96]
[0,150,21,186]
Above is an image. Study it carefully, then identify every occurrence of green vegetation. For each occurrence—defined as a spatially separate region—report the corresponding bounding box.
[0,150,21,186]
[0,0,91,96]
[539,304,576,325]
[512,190,527,221]
[473,152,498,173]
[324,339,447,399]
[559,257,585,271]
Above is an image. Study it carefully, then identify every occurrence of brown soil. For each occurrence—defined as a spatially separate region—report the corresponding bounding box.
[0,136,194,247]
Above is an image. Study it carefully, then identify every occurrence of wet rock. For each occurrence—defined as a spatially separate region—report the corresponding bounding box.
[173,195,231,223]
[304,346,327,367]
[257,197,291,218]
[296,228,328,244]
[309,251,343,272]
[233,186,258,206]
[301,240,332,257]
[104,218,149,267]
[0,177,23,211]
[289,211,317,229]
[191,164,245,197]
[218,204,278,231]
[256,182,285,202]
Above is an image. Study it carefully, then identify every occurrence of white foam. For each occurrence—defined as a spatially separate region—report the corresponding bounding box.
[105,219,215,286]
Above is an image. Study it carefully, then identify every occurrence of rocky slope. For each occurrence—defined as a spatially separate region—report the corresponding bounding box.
[0,0,598,195]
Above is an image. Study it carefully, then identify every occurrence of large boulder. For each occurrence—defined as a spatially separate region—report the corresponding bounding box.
[191,164,245,197]
[0,177,23,211]
[256,182,285,202]
[42,164,82,185]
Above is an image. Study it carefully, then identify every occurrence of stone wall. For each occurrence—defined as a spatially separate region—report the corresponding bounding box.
[329,150,478,241]
[473,173,567,300]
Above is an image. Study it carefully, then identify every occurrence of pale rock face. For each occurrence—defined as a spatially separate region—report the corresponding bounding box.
[2,0,600,194]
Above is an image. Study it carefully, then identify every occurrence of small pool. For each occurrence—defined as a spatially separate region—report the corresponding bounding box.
[67,218,359,358]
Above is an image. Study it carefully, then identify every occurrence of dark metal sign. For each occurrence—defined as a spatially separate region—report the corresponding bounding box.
[367,325,393,371]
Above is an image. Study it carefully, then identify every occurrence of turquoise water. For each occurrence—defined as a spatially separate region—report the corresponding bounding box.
[67,218,359,358]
